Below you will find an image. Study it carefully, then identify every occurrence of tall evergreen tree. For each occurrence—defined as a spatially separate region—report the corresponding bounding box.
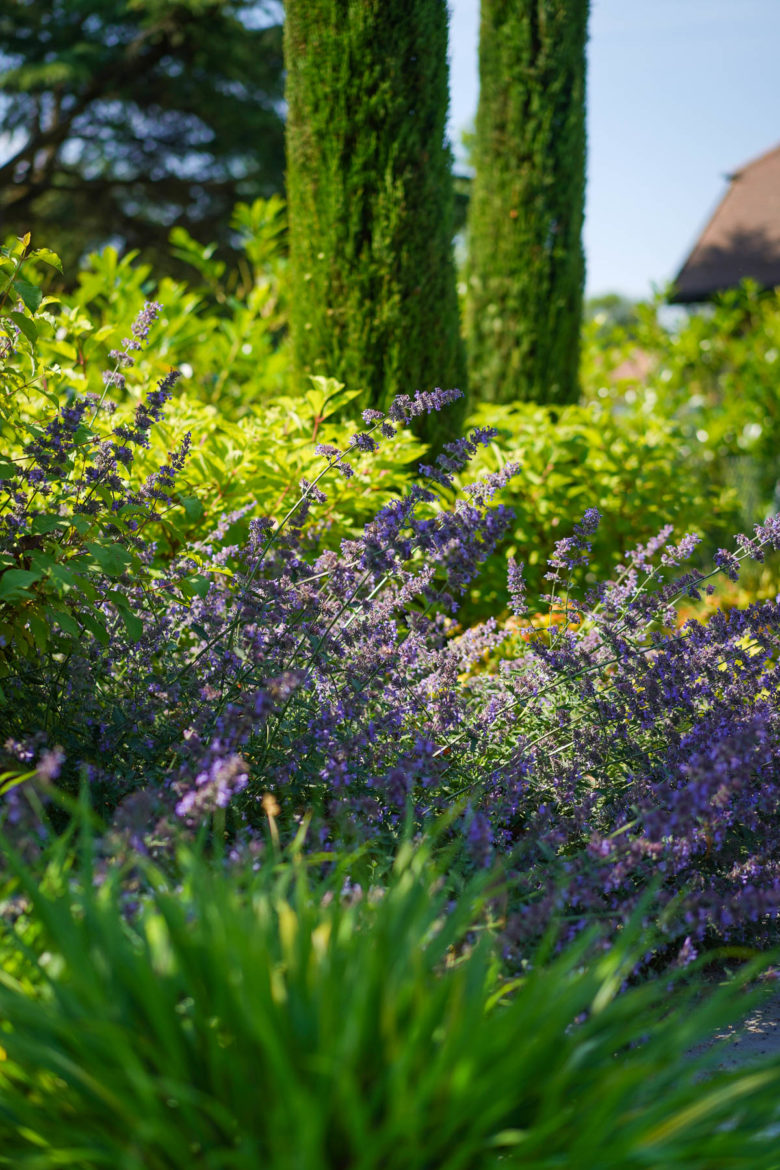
[0,0,285,275]
[466,0,589,405]
[284,0,466,434]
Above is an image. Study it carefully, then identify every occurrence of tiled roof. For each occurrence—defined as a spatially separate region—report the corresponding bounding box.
[670,143,780,303]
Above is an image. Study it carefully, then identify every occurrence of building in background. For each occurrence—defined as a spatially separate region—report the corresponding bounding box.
[670,143,780,303]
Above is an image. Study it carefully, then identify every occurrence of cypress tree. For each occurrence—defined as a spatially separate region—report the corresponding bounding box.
[284,0,466,437]
[466,0,589,405]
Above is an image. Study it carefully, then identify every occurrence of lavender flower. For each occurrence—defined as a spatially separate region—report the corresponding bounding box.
[713,548,740,582]
[130,301,163,346]
[350,432,378,453]
[387,387,463,423]
[660,533,700,567]
[113,370,181,450]
[418,427,498,491]
[507,557,527,617]
[6,316,780,966]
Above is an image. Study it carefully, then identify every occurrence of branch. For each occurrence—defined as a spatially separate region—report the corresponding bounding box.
[0,17,184,189]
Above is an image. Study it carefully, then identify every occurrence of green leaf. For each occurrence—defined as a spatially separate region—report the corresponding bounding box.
[27,611,49,650]
[120,609,143,642]
[85,541,133,577]
[48,563,79,590]
[181,496,204,522]
[11,278,43,314]
[80,612,109,646]
[44,605,80,638]
[181,574,211,599]
[0,568,42,603]
[30,247,63,272]
[30,514,66,536]
[106,590,144,642]
[27,550,57,574]
[0,459,19,480]
[7,311,37,343]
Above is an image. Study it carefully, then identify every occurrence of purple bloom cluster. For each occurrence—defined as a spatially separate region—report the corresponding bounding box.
[484,519,780,956]
[418,426,498,490]
[112,370,181,452]
[5,307,780,961]
[103,301,163,393]
[387,387,462,422]
[507,557,527,617]
[24,398,88,478]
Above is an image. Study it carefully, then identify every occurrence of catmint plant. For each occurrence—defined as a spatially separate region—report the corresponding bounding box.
[3,297,780,959]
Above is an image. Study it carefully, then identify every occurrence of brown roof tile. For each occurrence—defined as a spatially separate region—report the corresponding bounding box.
[670,143,780,303]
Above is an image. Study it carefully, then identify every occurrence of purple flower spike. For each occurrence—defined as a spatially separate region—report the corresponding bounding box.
[660,533,701,567]
[131,301,163,344]
[387,387,462,422]
[713,548,740,582]
[507,556,527,617]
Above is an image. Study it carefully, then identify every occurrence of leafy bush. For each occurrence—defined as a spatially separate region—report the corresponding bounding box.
[36,197,290,416]
[457,398,738,619]
[3,220,429,560]
[581,281,780,531]
[1,837,779,1168]
[8,217,752,628]
[0,246,190,674]
[4,247,780,956]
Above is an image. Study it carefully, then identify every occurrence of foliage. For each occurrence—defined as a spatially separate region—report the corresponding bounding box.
[0,247,436,823]
[64,195,291,417]
[585,292,641,335]
[1,836,780,1167]
[581,282,780,531]
[3,285,780,953]
[284,0,466,443]
[456,398,739,619]
[1,219,431,571]
[0,0,285,277]
[466,0,589,405]
[1,198,290,422]
[0,245,194,691]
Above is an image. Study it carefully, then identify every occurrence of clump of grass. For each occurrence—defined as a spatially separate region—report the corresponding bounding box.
[0,831,778,1168]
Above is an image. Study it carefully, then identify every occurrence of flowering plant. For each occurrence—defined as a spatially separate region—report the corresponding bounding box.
[0,281,189,667]
[3,273,780,959]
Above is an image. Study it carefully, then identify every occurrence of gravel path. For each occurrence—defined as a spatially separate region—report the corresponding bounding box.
[693,987,780,1070]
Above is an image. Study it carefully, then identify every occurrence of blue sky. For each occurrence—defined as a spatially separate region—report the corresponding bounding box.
[448,0,780,298]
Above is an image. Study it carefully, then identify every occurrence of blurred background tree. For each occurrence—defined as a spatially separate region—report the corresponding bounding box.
[466,0,589,406]
[584,292,641,336]
[0,0,285,278]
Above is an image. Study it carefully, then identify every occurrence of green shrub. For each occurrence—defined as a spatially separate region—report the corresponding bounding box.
[455,398,738,619]
[32,197,290,417]
[1,837,779,1167]
[0,238,180,670]
[581,282,780,532]
[0,234,426,576]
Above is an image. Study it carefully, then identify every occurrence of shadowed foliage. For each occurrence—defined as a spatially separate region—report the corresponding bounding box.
[0,0,286,277]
